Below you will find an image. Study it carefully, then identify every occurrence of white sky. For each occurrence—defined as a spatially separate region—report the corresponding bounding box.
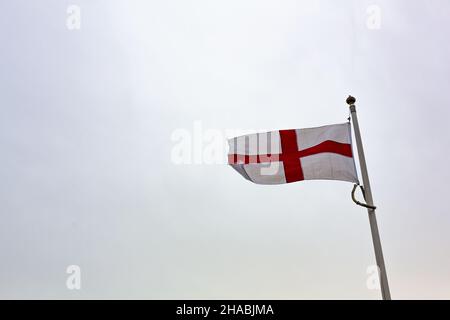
[1,0,450,299]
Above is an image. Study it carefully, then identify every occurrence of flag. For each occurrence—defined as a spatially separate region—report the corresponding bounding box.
[228,122,359,185]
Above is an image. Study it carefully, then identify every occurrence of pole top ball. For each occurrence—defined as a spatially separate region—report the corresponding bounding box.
[346,95,356,105]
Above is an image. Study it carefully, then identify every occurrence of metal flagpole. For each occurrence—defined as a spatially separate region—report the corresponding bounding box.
[346,95,391,300]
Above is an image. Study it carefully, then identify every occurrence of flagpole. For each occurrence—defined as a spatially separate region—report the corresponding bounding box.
[346,95,391,300]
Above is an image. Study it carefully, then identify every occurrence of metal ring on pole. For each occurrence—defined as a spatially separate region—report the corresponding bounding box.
[351,184,377,210]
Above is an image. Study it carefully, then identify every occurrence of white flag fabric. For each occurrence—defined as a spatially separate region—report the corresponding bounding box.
[228,123,359,185]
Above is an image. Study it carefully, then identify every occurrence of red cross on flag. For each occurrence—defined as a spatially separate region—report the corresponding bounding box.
[228,122,359,184]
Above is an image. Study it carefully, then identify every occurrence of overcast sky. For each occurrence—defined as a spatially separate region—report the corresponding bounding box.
[1,0,450,299]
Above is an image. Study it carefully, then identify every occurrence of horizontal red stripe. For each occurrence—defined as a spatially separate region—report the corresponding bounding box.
[228,140,353,164]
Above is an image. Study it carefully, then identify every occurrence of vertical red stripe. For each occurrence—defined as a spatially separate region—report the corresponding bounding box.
[279,130,304,183]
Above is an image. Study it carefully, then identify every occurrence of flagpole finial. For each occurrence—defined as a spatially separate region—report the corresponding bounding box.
[346,95,356,105]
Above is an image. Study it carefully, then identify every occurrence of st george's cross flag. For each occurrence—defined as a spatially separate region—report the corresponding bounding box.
[228,122,359,185]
